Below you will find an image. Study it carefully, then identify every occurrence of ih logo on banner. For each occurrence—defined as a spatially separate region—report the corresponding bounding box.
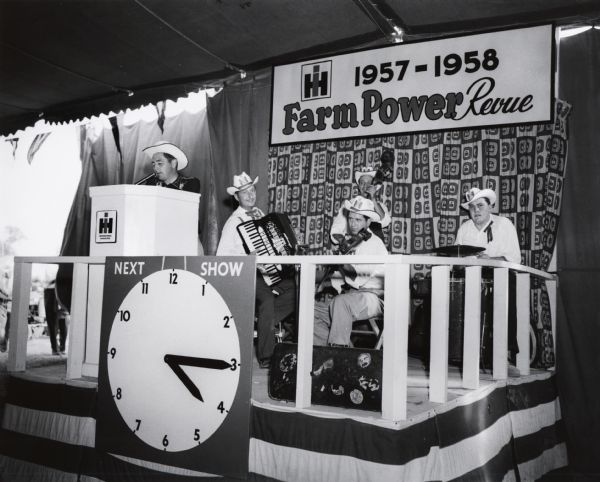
[96,210,117,243]
[301,61,332,101]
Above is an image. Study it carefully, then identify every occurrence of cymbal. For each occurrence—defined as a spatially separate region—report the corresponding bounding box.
[431,245,485,257]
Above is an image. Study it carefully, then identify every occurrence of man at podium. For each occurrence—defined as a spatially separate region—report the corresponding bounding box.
[138,141,203,253]
[138,141,200,194]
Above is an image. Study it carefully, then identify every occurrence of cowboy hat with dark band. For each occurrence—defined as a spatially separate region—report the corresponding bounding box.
[227,171,259,196]
[460,187,497,210]
[143,141,189,170]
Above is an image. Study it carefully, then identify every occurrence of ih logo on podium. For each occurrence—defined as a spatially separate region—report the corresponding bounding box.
[301,60,332,101]
[95,210,117,243]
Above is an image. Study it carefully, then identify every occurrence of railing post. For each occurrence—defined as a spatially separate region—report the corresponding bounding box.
[8,261,32,372]
[463,266,482,389]
[493,268,509,379]
[81,263,106,377]
[67,262,89,379]
[295,261,316,409]
[430,265,450,403]
[516,272,531,375]
[382,262,410,421]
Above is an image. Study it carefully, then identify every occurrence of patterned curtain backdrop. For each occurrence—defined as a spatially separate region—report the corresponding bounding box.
[268,100,570,368]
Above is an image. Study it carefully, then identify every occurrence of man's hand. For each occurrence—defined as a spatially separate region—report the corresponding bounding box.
[339,264,357,280]
[331,233,344,246]
[476,253,508,261]
[364,184,381,199]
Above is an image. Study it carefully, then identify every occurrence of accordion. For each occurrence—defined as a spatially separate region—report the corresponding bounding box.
[236,212,298,286]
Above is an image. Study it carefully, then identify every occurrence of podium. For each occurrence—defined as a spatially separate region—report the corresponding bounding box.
[89,185,200,256]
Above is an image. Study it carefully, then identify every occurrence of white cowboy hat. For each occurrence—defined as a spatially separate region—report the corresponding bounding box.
[343,196,381,222]
[227,171,259,196]
[143,141,189,170]
[461,187,497,210]
[354,167,378,184]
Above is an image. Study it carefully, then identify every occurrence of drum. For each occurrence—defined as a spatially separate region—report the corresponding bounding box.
[409,277,493,367]
[448,278,494,367]
[447,279,465,363]
[269,343,383,412]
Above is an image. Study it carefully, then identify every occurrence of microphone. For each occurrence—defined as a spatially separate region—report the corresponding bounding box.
[135,173,157,185]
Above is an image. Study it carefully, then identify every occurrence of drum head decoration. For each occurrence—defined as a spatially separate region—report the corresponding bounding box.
[431,245,485,257]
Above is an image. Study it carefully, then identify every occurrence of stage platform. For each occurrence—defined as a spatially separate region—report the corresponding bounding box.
[0,354,566,481]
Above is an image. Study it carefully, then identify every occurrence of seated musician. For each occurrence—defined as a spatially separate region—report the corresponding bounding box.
[139,141,200,193]
[455,187,521,367]
[455,187,520,263]
[331,151,393,243]
[314,196,388,346]
[217,172,295,369]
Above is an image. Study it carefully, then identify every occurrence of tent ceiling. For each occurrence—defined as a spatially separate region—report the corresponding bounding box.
[1,0,599,136]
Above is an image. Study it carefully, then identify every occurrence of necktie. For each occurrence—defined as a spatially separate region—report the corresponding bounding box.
[246,208,262,220]
[485,221,494,243]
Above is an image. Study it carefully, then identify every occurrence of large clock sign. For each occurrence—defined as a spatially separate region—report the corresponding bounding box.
[96,256,255,478]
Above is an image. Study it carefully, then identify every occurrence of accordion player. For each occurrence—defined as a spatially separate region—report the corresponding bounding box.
[236,212,298,286]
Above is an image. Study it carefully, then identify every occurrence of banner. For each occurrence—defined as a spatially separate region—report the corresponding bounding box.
[270,24,554,145]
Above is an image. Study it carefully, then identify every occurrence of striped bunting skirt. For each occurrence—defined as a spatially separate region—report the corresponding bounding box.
[0,372,566,481]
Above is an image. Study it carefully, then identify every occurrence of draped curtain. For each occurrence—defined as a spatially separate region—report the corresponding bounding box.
[57,74,570,370]
[59,73,274,260]
[556,29,600,477]
[206,71,273,241]
[59,107,215,257]
[268,100,570,368]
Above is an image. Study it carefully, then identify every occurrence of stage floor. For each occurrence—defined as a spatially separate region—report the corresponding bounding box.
[0,345,566,481]
[1,347,534,427]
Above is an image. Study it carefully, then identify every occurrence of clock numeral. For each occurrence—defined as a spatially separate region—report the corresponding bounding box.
[162,434,169,447]
[141,282,148,294]
[169,272,178,284]
[223,315,231,328]
[201,283,206,296]
[217,401,227,414]
[194,428,200,441]
[108,347,117,359]
[134,419,141,432]
[118,310,130,322]
[230,358,238,371]
[115,388,122,400]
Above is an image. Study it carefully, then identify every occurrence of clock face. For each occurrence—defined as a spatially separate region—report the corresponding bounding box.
[106,268,240,452]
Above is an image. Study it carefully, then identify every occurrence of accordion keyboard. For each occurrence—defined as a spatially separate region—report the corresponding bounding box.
[236,213,297,286]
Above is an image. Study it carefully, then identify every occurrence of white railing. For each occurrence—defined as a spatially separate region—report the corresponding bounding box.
[258,254,555,421]
[9,255,556,422]
[8,257,106,380]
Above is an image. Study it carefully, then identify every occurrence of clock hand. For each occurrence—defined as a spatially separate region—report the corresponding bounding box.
[163,355,236,402]
[164,354,234,370]
[164,355,204,402]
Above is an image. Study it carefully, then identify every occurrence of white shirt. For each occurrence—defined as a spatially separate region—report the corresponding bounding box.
[216,206,265,256]
[455,214,521,264]
[330,202,391,242]
[331,230,388,292]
